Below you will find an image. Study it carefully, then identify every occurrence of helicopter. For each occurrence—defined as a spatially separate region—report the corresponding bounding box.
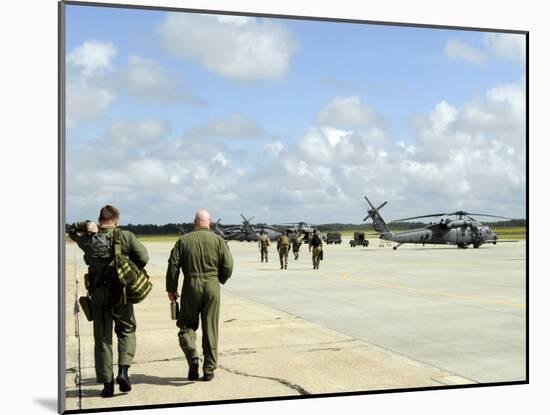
[273,221,318,243]
[362,195,512,250]
[216,214,282,242]
[212,218,227,239]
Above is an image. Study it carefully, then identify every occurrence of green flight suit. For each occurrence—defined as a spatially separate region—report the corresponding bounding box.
[309,234,323,269]
[166,227,234,374]
[68,222,149,383]
[291,234,302,260]
[277,235,290,269]
[258,234,270,262]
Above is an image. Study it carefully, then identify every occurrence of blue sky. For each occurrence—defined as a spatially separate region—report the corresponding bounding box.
[65,4,526,225]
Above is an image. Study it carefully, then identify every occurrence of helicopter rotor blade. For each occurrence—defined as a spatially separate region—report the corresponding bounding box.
[464,213,513,220]
[364,195,375,210]
[389,213,449,223]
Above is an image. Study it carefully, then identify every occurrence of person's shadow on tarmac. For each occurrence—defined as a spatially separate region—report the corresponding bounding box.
[129,374,195,387]
[65,374,194,399]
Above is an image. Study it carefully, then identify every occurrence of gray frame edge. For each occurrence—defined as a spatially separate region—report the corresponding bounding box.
[58,1,67,413]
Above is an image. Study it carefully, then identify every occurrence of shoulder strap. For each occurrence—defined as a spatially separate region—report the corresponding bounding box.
[113,228,122,256]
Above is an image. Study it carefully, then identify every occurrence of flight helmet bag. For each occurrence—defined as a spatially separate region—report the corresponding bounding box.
[112,228,153,304]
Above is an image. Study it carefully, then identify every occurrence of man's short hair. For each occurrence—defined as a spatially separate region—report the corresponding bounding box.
[99,205,120,223]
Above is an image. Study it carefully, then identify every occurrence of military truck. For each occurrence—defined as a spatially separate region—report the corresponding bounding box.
[325,232,342,244]
[349,232,369,247]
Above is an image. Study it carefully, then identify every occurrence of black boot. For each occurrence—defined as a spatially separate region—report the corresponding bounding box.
[203,371,215,381]
[116,366,132,392]
[188,358,199,381]
[101,380,114,398]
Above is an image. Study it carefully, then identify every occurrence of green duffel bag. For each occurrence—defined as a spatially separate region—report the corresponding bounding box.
[112,228,153,304]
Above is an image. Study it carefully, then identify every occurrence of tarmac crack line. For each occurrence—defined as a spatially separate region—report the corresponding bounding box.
[217,364,311,395]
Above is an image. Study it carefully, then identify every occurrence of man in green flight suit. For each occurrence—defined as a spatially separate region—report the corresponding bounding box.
[291,231,302,260]
[277,230,290,270]
[166,210,234,381]
[68,205,149,397]
[258,230,271,262]
[309,230,323,270]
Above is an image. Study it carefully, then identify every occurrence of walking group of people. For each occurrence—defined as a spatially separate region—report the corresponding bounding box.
[258,229,324,270]
[68,206,325,399]
[69,206,233,398]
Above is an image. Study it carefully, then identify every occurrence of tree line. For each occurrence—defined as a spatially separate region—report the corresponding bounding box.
[66,219,525,236]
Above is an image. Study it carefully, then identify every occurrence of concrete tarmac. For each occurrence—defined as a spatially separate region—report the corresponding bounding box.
[64,238,526,411]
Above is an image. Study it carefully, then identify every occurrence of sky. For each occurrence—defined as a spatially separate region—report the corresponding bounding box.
[65,4,526,225]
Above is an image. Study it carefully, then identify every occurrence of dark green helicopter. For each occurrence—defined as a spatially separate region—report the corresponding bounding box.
[213,214,282,241]
[363,195,512,250]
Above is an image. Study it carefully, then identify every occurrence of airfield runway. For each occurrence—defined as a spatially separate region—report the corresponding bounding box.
[64,238,526,411]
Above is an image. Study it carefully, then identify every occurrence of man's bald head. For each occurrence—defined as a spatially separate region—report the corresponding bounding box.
[194,210,212,228]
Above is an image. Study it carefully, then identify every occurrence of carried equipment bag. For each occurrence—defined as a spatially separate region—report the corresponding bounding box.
[78,296,93,321]
[112,228,153,304]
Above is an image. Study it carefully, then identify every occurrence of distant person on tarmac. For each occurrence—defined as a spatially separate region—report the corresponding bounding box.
[258,230,271,263]
[277,230,290,270]
[291,231,302,260]
[309,229,323,270]
[166,210,234,382]
[68,205,149,398]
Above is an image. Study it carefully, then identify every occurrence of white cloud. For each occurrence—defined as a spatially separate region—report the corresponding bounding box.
[66,83,114,129]
[67,40,117,77]
[213,152,229,166]
[66,40,118,128]
[397,141,416,155]
[264,141,284,156]
[185,113,263,139]
[213,15,253,26]
[444,34,525,66]
[413,82,525,163]
[318,96,384,130]
[486,82,525,121]
[444,39,486,64]
[484,33,526,62]
[321,127,351,148]
[429,101,458,134]
[158,13,296,81]
[66,40,206,128]
[67,81,526,224]
[119,55,204,105]
[67,118,247,224]
[109,119,171,146]
[297,127,336,163]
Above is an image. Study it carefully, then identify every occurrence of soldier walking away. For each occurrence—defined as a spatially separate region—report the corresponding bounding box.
[258,231,271,262]
[166,210,234,382]
[291,231,302,260]
[277,230,290,269]
[309,229,323,270]
[68,205,149,398]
